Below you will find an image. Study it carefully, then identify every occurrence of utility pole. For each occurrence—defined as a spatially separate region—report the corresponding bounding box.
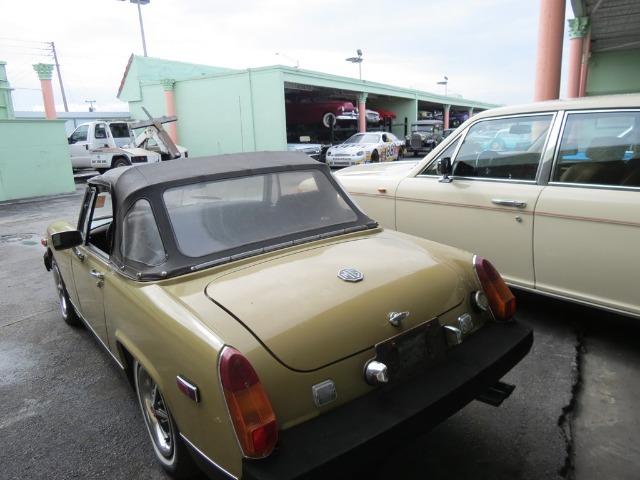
[49,42,69,112]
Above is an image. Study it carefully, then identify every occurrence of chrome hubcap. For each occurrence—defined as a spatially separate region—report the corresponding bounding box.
[139,368,173,458]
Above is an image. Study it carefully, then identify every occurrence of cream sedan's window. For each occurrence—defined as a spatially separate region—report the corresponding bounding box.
[553,111,640,187]
[449,115,553,181]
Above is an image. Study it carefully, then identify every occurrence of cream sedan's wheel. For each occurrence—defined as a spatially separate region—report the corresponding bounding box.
[134,361,197,478]
[51,257,81,327]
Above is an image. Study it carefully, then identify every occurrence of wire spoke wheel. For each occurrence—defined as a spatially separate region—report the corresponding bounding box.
[133,360,198,478]
[136,363,175,459]
[50,257,80,326]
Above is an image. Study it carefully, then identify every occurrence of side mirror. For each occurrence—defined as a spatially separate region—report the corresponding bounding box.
[438,157,453,183]
[51,230,83,250]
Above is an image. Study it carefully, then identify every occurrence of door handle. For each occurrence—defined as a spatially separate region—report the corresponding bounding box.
[90,269,104,280]
[72,247,85,260]
[491,199,527,208]
[90,269,104,286]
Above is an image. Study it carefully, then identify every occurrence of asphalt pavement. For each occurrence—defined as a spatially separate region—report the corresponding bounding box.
[1,176,639,480]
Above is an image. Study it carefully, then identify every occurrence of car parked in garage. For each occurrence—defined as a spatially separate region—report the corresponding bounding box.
[326,131,405,167]
[42,151,532,480]
[286,99,358,128]
[336,94,640,320]
[371,107,397,124]
[407,119,444,156]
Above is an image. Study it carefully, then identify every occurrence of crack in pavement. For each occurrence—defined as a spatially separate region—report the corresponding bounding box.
[558,325,586,480]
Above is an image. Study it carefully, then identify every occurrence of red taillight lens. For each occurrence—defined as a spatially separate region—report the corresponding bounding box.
[473,256,516,322]
[219,347,278,458]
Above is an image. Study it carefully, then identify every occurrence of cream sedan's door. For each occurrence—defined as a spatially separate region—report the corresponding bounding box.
[534,185,640,316]
[395,176,544,289]
[534,109,640,317]
[395,113,555,289]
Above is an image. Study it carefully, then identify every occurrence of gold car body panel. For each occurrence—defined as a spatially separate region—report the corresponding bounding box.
[205,230,469,371]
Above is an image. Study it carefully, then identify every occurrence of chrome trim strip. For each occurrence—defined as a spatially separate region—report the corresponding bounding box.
[69,298,125,370]
[180,434,238,480]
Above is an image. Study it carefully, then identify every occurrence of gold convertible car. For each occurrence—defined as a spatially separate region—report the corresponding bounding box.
[43,152,532,479]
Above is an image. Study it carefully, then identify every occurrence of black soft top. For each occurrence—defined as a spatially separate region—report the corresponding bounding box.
[91,151,323,202]
[89,152,377,280]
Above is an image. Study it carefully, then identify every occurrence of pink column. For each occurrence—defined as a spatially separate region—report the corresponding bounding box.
[161,79,177,143]
[533,0,566,102]
[358,93,368,133]
[33,63,57,119]
[443,105,450,130]
[567,17,589,98]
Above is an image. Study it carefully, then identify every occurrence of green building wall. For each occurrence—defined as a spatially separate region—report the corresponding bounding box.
[128,67,289,158]
[0,119,75,201]
[587,49,640,96]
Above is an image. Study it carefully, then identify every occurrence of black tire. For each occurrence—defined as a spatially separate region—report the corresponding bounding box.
[397,147,404,160]
[322,112,336,128]
[134,360,198,479]
[371,150,380,163]
[113,157,130,168]
[51,257,81,327]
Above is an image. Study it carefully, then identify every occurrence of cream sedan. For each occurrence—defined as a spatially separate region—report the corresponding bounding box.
[336,94,640,320]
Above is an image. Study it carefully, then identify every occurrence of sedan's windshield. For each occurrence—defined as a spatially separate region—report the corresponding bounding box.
[344,133,380,144]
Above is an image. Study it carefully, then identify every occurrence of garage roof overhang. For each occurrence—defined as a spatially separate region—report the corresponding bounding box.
[277,67,498,112]
[571,0,640,53]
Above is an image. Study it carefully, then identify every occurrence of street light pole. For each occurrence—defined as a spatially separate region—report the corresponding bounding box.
[346,49,363,79]
[135,0,148,57]
[117,0,150,57]
[437,75,449,96]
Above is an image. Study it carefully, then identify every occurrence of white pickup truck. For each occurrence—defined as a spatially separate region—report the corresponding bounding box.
[67,112,187,173]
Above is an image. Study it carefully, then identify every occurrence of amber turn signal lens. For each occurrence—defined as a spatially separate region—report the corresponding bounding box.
[473,256,516,321]
[220,347,278,458]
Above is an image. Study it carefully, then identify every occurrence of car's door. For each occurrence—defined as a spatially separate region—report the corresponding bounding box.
[395,113,556,289]
[70,186,113,344]
[534,109,640,316]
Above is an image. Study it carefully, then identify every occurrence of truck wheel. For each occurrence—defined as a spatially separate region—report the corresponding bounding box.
[113,157,130,168]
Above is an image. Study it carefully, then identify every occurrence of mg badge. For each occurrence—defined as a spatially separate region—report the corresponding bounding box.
[338,268,363,283]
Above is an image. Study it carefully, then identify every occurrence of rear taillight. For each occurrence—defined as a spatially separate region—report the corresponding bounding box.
[473,256,516,322]
[219,347,278,458]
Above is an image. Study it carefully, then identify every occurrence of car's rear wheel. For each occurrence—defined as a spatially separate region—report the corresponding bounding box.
[51,257,81,327]
[322,112,336,128]
[134,360,198,478]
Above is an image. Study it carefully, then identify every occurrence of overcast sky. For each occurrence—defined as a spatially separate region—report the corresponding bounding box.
[1,0,575,113]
